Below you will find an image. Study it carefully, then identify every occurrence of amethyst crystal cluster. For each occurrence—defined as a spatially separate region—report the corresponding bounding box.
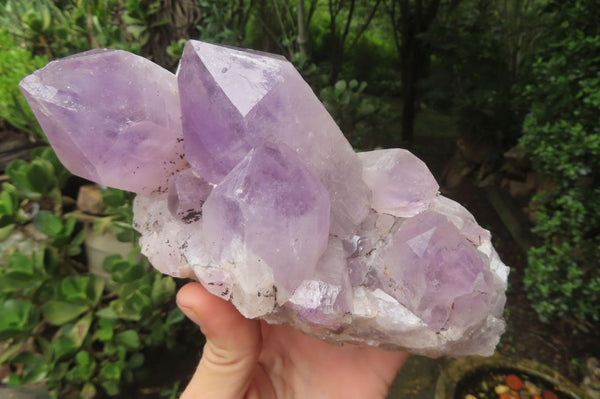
[20,41,508,357]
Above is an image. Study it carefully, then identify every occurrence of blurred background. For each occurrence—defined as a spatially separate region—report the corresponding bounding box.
[0,0,598,398]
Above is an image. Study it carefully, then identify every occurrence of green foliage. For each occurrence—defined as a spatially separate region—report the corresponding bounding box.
[0,0,156,139]
[0,242,187,397]
[320,79,393,149]
[121,0,164,48]
[520,0,600,322]
[196,0,251,46]
[6,147,69,200]
[0,148,195,397]
[0,29,47,136]
[0,0,70,56]
[94,187,138,242]
[423,0,546,150]
[0,0,143,58]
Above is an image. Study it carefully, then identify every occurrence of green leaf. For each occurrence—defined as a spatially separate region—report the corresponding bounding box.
[95,318,115,341]
[0,339,24,363]
[99,361,124,394]
[114,262,146,283]
[0,223,15,240]
[102,187,125,207]
[5,160,37,198]
[0,299,34,339]
[67,229,85,256]
[334,79,347,93]
[101,379,120,396]
[21,362,48,384]
[49,316,91,361]
[0,189,16,215]
[60,276,90,303]
[69,314,92,348]
[52,335,78,361]
[126,24,146,39]
[165,308,185,327]
[81,382,97,399]
[7,252,35,275]
[36,337,53,362]
[33,148,69,186]
[26,159,57,195]
[100,362,123,380]
[66,351,96,383]
[33,211,64,238]
[128,352,144,369]
[42,301,88,325]
[102,254,129,274]
[151,275,175,305]
[106,298,141,321]
[7,374,22,386]
[0,253,43,292]
[86,274,105,306]
[10,351,48,384]
[95,306,118,320]
[115,329,140,350]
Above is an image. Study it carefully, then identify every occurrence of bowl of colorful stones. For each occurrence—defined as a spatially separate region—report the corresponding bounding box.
[436,354,591,399]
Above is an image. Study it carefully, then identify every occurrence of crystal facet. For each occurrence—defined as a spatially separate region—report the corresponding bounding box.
[21,40,509,357]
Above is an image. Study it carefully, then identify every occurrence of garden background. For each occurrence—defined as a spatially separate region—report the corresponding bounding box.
[0,0,598,398]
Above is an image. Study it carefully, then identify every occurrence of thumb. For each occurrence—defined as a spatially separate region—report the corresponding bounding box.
[177,282,261,399]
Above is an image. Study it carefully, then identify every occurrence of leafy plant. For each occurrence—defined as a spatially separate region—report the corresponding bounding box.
[320,79,393,149]
[0,248,187,396]
[0,0,144,58]
[0,29,47,137]
[0,149,199,397]
[423,1,546,151]
[93,187,138,242]
[6,147,69,201]
[520,0,600,322]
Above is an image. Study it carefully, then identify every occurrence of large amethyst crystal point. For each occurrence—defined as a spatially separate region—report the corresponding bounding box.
[19,49,185,194]
[178,40,370,236]
[20,41,509,357]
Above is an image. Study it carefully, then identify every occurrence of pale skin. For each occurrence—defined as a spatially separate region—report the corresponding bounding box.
[176,282,410,399]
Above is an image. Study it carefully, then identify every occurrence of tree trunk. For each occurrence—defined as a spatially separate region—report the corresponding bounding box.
[297,0,308,56]
[396,0,443,147]
[399,0,416,147]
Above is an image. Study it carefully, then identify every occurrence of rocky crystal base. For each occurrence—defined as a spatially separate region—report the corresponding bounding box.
[20,40,508,357]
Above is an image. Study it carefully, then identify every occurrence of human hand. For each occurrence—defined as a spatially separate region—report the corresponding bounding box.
[176,282,410,399]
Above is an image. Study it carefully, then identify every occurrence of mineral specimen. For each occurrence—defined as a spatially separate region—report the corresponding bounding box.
[20,40,509,357]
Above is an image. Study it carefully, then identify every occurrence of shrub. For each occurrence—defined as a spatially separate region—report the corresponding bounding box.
[0,149,199,397]
[0,29,47,137]
[520,0,600,322]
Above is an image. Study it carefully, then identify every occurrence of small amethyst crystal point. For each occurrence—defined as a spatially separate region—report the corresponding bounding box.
[19,49,185,194]
[358,149,439,217]
[201,143,331,312]
[21,41,509,357]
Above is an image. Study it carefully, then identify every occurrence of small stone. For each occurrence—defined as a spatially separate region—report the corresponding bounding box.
[496,385,511,395]
[524,381,542,396]
[77,185,103,214]
[542,390,558,399]
[505,374,524,391]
